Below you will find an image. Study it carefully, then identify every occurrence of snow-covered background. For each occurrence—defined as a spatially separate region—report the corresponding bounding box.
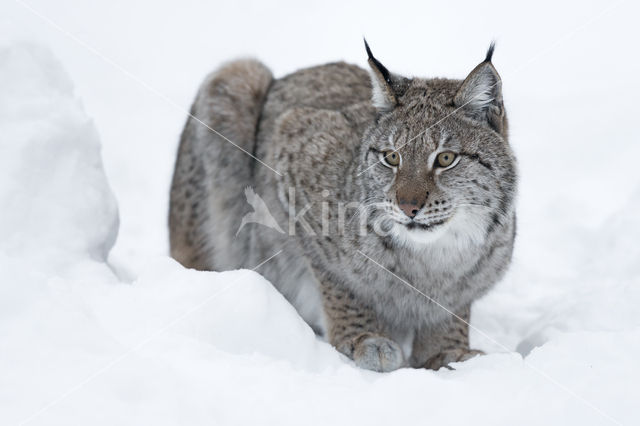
[1,0,639,424]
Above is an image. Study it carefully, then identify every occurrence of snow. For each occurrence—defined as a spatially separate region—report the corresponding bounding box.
[1,0,640,424]
[0,43,118,263]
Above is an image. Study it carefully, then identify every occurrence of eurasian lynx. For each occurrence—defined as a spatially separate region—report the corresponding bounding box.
[169,41,517,372]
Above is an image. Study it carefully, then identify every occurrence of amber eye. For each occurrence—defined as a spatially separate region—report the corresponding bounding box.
[382,150,401,167]
[436,151,456,168]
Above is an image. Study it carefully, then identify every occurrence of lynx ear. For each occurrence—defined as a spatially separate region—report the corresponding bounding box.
[454,43,506,135]
[364,39,399,112]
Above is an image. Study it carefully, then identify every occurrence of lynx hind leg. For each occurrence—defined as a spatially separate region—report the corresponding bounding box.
[410,305,484,370]
[169,59,273,270]
[320,280,404,372]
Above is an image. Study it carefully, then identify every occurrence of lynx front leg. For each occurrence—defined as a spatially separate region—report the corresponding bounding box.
[320,280,404,372]
[410,305,484,370]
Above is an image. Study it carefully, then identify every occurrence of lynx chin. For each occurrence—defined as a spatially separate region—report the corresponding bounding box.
[169,40,517,372]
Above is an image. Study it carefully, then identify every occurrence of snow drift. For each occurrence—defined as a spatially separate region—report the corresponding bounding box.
[1,43,639,426]
[0,43,118,264]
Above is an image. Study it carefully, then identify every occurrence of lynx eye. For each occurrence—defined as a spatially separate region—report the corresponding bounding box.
[436,151,456,168]
[382,150,401,167]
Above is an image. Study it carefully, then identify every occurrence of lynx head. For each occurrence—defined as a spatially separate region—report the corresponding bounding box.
[358,40,517,247]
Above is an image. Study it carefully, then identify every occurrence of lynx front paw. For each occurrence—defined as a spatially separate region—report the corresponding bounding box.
[423,348,484,370]
[339,333,404,372]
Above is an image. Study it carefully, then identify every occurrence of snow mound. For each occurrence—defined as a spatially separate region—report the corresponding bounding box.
[0,42,118,263]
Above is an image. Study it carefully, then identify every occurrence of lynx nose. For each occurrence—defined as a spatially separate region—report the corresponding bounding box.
[398,199,425,219]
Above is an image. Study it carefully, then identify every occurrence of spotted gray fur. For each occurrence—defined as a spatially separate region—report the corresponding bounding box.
[169,42,517,372]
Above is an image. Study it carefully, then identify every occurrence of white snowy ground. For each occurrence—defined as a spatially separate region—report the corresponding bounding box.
[2,0,640,425]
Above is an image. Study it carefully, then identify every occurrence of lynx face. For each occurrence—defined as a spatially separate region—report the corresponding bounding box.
[359,42,517,247]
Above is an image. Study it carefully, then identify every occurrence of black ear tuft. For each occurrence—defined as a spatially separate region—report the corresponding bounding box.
[485,41,496,63]
[364,37,373,59]
[364,38,392,85]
